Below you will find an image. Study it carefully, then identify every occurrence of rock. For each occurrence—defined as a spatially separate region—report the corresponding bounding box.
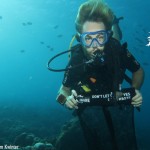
[33,143,45,150]
[14,132,34,147]
[55,117,87,150]
[33,142,54,150]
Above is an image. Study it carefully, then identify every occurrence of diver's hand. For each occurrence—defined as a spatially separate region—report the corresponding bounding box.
[131,89,143,107]
[64,90,78,110]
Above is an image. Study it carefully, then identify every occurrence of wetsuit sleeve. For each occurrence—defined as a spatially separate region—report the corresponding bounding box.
[62,59,78,88]
[62,45,84,88]
[122,49,140,72]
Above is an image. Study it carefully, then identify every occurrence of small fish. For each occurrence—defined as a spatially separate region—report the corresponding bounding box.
[135,37,145,44]
[137,43,145,47]
[54,25,59,29]
[142,28,148,34]
[20,49,25,53]
[135,30,140,34]
[40,41,44,44]
[57,34,63,38]
[50,48,54,51]
[22,22,27,26]
[0,16,2,19]
[47,45,50,48]
[143,62,149,66]
[27,21,32,25]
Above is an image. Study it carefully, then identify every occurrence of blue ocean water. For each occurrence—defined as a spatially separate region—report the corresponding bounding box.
[0,0,149,149]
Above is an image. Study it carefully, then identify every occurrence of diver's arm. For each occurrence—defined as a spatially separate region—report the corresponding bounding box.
[132,67,144,90]
[57,85,78,109]
[131,67,144,107]
[58,85,71,98]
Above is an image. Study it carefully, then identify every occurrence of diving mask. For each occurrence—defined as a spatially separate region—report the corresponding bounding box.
[80,30,112,47]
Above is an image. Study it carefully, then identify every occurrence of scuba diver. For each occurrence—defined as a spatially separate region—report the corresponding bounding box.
[49,0,145,150]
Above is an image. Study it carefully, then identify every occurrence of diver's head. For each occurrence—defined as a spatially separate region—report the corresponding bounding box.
[80,21,112,59]
[75,0,114,34]
[75,0,114,59]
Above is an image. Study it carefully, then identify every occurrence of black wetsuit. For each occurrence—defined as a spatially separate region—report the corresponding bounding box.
[62,38,140,150]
